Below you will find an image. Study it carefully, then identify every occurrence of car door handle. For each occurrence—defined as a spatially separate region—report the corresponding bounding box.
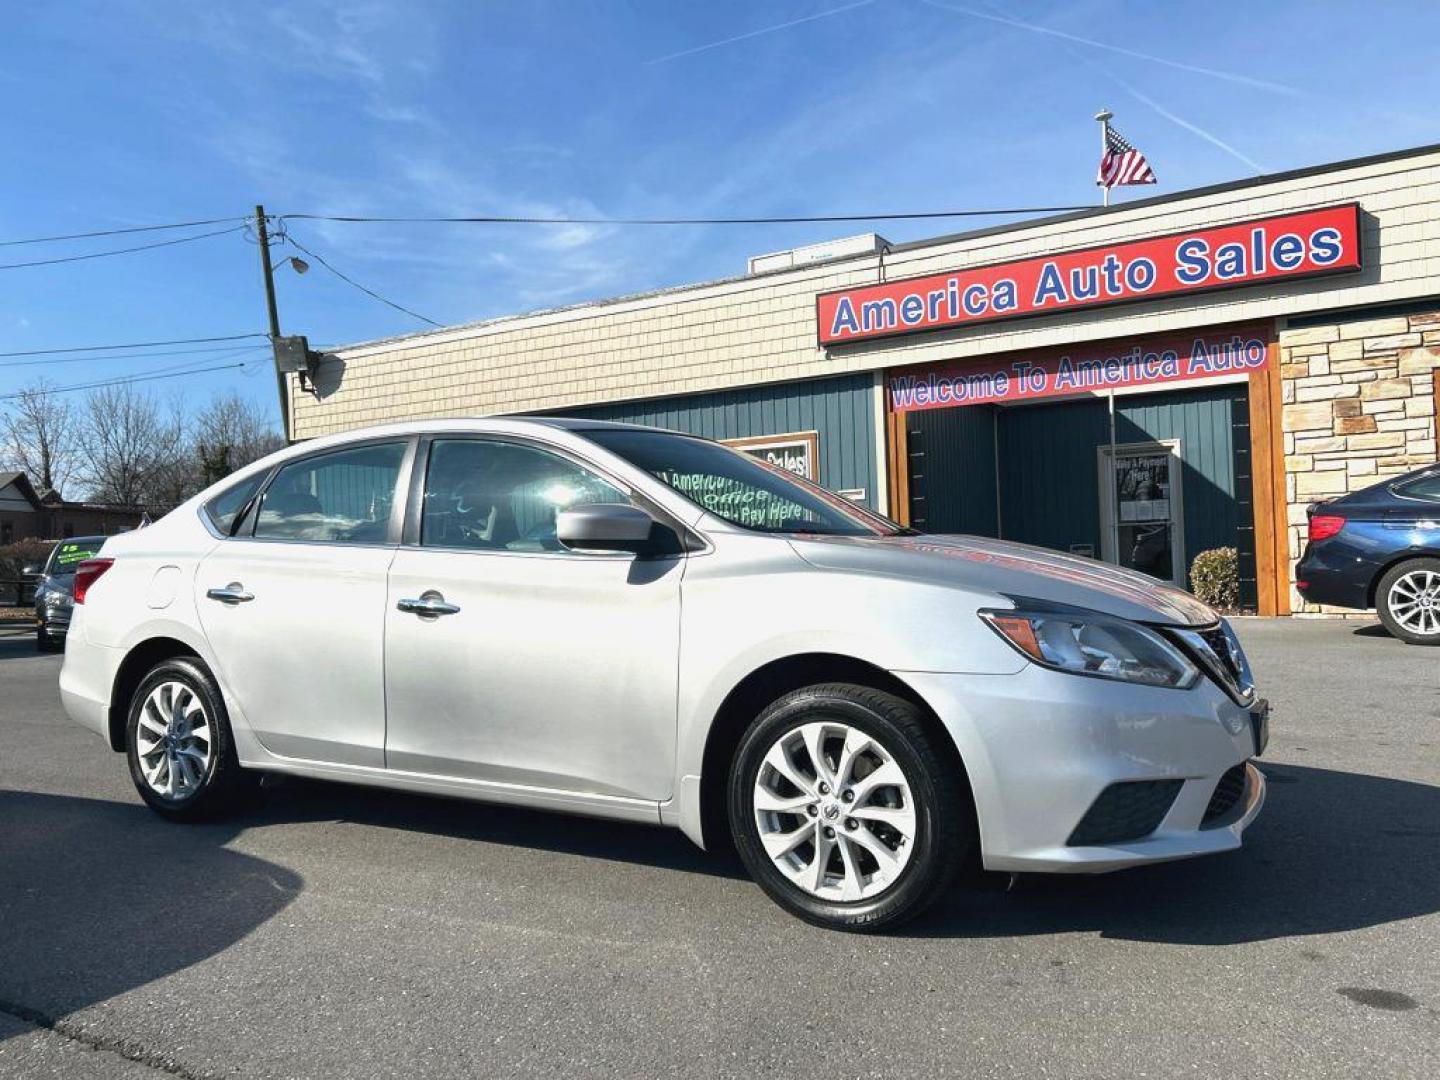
[205,584,254,605]
[396,594,461,617]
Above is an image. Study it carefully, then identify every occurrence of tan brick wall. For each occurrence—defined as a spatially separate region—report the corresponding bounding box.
[291,148,1440,439]
[1281,311,1440,613]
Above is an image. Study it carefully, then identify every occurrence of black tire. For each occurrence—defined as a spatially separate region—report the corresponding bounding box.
[727,682,972,932]
[125,656,258,821]
[1376,557,1440,646]
[35,628,57,653]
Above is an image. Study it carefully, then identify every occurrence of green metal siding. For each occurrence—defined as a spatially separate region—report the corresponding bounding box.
[553,375,880,511]
[906,406,998,535]
[907,383,1256,605]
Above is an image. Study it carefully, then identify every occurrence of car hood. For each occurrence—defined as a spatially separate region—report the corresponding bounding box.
[787,533,1218,627]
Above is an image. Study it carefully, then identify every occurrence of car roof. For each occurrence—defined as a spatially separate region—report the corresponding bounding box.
[524,416,679,433]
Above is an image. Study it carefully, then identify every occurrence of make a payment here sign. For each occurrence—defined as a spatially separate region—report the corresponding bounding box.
[816,204,1362,346]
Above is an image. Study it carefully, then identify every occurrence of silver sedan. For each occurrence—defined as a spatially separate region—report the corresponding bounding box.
[59,418,1266,930]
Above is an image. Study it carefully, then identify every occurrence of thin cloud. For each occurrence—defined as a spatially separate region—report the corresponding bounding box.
[1106,73,1267,174]
[919,0,1308,99]
[646,0,875,65]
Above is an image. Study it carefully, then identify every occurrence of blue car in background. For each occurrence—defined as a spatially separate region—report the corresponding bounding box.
[1296,463,1440,645]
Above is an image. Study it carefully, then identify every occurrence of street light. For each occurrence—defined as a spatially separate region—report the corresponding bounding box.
[269,255,310,275]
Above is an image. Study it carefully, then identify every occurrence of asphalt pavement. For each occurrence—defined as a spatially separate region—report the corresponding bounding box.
[1,618,1437,1078]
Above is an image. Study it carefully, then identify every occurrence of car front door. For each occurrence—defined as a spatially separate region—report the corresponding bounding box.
[383,436,683,802]
[195,438,413,768]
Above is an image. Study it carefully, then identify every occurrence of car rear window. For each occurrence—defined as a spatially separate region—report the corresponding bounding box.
[1396,473,1440,503]
[204,471,267,535]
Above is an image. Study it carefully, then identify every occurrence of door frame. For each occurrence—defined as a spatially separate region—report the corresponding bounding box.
[1097,438,1186,587]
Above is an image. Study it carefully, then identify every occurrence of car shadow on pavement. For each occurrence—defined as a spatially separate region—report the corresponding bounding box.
[908,763,1440,944]
[1350,622,1392,638]
[237,775,751,881]
[0,790,302,1038]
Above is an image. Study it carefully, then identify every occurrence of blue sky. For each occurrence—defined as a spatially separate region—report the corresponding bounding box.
[2,0,1436,422]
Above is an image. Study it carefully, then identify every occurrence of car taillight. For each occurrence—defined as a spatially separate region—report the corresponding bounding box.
[72,558,114,604]
[1308,514,1346,542]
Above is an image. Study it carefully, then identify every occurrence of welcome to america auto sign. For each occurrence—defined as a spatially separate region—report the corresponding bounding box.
[887,326,1272,413]
[816,204,1362,346]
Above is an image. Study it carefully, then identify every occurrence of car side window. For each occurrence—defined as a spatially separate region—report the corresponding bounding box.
[203,471,267,535]
[254,441,407,543]
[421,439,629,552]
[1397,473,1440,504]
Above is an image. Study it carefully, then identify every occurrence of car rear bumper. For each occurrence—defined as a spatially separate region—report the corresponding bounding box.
[1295,545,1372,609]
[895,665,1266,874]
[57,609,118,744]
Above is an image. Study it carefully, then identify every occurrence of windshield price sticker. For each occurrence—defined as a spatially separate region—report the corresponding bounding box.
[55,542,101,567]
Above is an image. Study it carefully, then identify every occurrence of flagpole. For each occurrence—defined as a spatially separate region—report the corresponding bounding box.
[1095,107,1112,208]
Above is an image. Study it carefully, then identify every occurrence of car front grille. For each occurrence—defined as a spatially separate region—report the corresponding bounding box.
[1201,763,1248,827]
[1198,625,1240,681]
[1066,779,1184,847]
[1168,623,1255,705]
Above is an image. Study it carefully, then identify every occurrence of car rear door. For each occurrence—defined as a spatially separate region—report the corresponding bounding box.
[382,435,683,802]
[195,438,414,768]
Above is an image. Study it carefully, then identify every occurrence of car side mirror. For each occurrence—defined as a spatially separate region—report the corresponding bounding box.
[21,564,42,577]
[556,503,660,554]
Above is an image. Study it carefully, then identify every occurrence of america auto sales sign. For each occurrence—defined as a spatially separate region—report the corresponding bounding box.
[816,204,1362,347]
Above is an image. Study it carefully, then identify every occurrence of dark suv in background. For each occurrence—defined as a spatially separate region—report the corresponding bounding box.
[1296,463,1440,644]
[27,536,107,652]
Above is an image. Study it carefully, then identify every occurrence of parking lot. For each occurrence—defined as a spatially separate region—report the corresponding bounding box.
[0,617,1436,1079]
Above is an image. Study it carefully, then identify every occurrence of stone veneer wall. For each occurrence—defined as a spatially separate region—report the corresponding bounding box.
[1280,311,1440,614]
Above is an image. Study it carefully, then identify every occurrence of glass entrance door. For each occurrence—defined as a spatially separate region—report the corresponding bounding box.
[1098,441,1184,586]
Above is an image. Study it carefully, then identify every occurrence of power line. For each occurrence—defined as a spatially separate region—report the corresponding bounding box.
[0,216,246,248]
[284,232,442,327]
[0,225,245,271]
[0,344,268,370]
[0,332,267,360]
[0,360,256,400]
[279,204,1094,227]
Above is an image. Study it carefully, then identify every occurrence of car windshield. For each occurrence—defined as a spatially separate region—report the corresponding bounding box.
[585,428,910,537]
[45,539,104,577]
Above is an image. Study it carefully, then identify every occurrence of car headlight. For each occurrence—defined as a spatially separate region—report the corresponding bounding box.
[980,608,1200,689]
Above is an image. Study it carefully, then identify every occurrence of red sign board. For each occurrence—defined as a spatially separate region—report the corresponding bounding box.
[888,326,1273,413]
[817,203,1361,346]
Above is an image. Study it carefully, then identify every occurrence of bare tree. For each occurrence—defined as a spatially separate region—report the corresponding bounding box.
[192,391,284,486]
[1,380,75,495]
[73,383,187,507]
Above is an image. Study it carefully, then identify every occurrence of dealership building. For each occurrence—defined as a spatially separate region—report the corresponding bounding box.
[286,143,1440,616]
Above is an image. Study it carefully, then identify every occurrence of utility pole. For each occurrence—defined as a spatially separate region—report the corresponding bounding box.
[253,205,290,441]
[255,204,282,343]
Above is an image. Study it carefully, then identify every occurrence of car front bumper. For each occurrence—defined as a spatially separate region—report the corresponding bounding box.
[895,664,1266,874]
[37,607,73,636]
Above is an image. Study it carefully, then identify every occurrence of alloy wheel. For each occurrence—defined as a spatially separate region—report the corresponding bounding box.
[752,720,917,901]
[1388,569,1440,637]
[134,680,214,799]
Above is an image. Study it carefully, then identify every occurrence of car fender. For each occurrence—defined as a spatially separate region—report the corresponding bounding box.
[666,534,1025,845]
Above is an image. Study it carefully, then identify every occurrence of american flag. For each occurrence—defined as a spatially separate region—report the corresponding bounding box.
[1097,125,1156,188]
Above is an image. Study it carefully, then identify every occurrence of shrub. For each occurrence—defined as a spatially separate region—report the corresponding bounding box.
[1190,546,1240,612]
[0,538,54,580]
